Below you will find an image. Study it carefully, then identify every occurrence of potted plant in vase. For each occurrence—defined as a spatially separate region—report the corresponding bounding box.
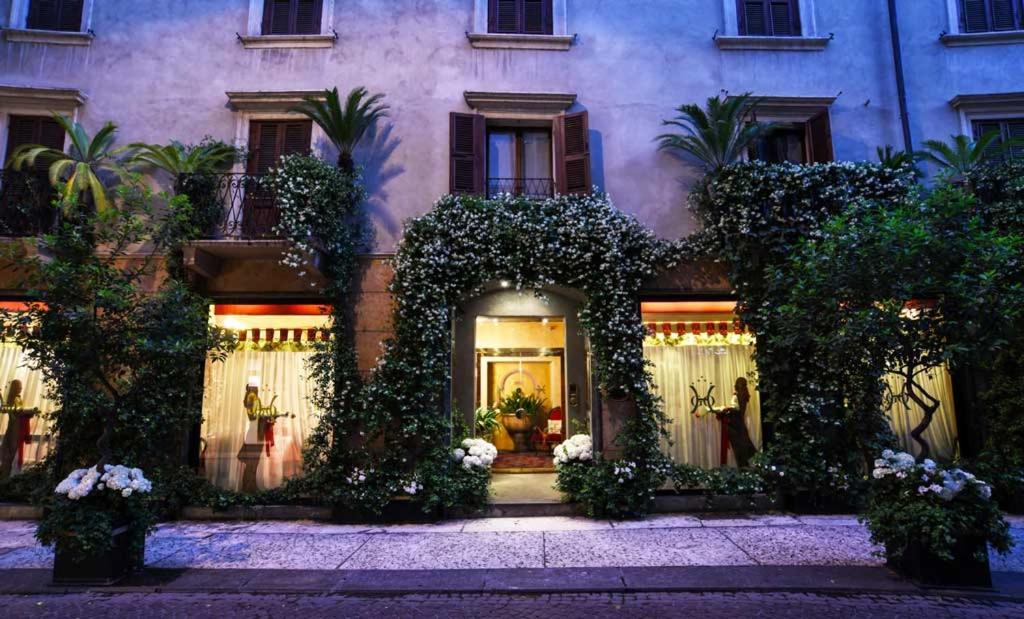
[40,465,154,585]
[497,388,546,452]
[861,450,1012,587]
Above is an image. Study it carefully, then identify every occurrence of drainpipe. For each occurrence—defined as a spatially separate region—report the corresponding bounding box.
[887,0,914,152]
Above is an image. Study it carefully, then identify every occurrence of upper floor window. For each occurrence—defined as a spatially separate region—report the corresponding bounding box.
[487,0,553,35]
[972,117,1024,159]
[487,127,553,198]
[26,0,83,32]
[247,120,312,174]
[959,0,1023,33]
[737,0,801,36]
[262,0,323,35]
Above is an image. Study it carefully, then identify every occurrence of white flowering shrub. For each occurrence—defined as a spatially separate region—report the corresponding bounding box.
[454,438,497,471]
[553,434,593,465]
[861,450,1011,565]
[54,465,153,500]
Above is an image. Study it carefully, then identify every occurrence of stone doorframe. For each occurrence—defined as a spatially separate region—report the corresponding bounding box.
[451,285,600,448]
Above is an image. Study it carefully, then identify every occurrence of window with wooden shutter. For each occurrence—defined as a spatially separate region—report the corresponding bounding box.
[959,0,1023,32]
[262,0,324,35]
[246,120,312,174]
[488,0,553,35]
[5,115,66,172]
[26,0,84,32]
[806,109,834,163]
[449,113,486,195]
[737,0,801,36]
[972,117,1024,160]
[554,111,591,195]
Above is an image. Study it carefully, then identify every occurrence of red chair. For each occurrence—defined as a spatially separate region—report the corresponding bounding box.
[532,406,564,451]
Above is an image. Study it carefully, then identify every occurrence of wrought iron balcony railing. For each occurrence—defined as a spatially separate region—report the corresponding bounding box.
[487,177,554,200]
[0,169,59,237]
[177,172,281,240]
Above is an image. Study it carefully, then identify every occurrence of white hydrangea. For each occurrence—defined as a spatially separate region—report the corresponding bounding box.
[553,434,593,466]
[875,451,994,502]
[54,464,152,501]
[453,438,497,470]
[402,480,422,495]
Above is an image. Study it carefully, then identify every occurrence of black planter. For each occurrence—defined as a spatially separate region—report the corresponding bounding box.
[888,537,992,588]
[52,524,137,586]
[332,499,443,524]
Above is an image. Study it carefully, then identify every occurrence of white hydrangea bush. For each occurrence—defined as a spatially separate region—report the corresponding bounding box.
[872,450,993,502]
[553,434,593,466]
[453,438,498,471]
[55,465,153,501]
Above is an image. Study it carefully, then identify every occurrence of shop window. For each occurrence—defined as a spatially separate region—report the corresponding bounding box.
[201,305,328,492]
[641,301,960,467]
[0,306,55,479]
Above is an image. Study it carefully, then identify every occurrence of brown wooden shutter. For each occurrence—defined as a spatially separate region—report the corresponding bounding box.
[247,120,312,173]
[490,0,519,33]
[27,0,83,31]
[991,0,1019,30]
[489,0,551,34]
[806,109,834,163]
[295,0,323,34]
[523,0,552,35]
[449,112,485,195]
[5,116,65,173]
[738,0,798,36]
[1007,120,1024,158]
[961,0,992,31]
[555,111,591,195]
[282,121,313,156]
[264,0,292,34]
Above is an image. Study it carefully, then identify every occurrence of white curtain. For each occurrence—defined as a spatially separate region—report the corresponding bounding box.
[0,343,55,474]
[645,345,761,468]
[201,349,319,492]
[883,368,958,461]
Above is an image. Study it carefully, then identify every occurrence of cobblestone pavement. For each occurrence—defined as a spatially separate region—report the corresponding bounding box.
[4,591,1024,618]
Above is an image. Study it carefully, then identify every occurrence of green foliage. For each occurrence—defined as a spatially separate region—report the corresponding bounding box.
[919,132,1020,178]
[861,452,1011,564]
[555,458,666,519]
[497,387,547,423]
[7,114,136,213]
[670,463,768,496]
[657,93,776,173]
[36,487,153,566]
[474,406,500,440]
[876,145,922,179]
[291,86,389,172]
[129,138,238,176]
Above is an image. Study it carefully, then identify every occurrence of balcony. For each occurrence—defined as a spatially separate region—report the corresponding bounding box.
[0,170,59,237]
[487,177,554,200]
[179,172,282,240]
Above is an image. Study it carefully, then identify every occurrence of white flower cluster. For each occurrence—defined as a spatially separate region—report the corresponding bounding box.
[553,434,593,465]
[453,438,497,470]
[346,468,369,485]
[402,480,422,495]
[873,450,993,502]
[613,461,637,483]
[54,465,152,500]
[872,449,917,479]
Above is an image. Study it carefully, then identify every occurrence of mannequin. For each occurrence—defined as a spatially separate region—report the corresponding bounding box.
[716,377,757,468]
[0,380,40,478]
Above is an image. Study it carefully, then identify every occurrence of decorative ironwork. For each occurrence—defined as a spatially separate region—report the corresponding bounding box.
[179,172,282,239]
[0,170,59,237]
[487,177,554,199]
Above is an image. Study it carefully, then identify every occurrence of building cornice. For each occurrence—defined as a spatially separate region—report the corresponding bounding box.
[941,30,1024,47]
[2,27,93,46]
[225,90,325,112]
[950,92,1024,112]
[463,91,577,115]
[466,32,574,51]
[0,85,88,110]
[714,35,830,51]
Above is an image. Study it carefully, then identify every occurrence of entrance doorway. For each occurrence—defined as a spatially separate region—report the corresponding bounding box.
[452,287,592,503]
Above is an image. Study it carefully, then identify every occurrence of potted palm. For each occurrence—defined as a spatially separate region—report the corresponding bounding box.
[861,450,1012,587]
[497,388,546,452]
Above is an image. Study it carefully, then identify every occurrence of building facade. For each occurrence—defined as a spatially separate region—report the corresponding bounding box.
[0,0,1021,490]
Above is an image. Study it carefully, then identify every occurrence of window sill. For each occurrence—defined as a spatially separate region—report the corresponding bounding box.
[239,34,336,49]
[466,32,574,51]
[715,35,830,51]
[2,28,93,46]
[940,30,1024,47]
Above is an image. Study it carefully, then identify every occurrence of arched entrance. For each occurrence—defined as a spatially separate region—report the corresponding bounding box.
[452,285,594,501]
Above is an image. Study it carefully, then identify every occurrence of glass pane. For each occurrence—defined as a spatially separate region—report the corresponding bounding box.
[521,131,552,179]
[488,132,516,179]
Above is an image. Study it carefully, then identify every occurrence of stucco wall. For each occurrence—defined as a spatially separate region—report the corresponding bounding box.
[1,1,1017,251]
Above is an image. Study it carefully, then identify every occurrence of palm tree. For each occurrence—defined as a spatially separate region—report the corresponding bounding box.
[657,93,776,173]
[290,86,389,173]
[7,113,134,213]
[128,139,237,176]
[919,132,1020,177]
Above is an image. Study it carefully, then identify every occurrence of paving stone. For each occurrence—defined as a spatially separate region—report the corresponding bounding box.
[794,515,862,527]
[699,514,802,527]
[721,525,884,566]
[544,528,753,568]
[0,544,52,568]
[150,521,255,538]
[609,514,702,529]
[990,527,1024,572]
[340,531,544,570]
[461,516,611,532]
[149,533,371,569]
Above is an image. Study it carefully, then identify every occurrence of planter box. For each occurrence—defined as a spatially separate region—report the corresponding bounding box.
[52,524,136,586]
[782,490,857,515]
[888,537,992,588]
[332,498,443,524]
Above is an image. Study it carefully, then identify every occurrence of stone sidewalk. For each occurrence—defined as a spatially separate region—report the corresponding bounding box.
[1,513,1023,572]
